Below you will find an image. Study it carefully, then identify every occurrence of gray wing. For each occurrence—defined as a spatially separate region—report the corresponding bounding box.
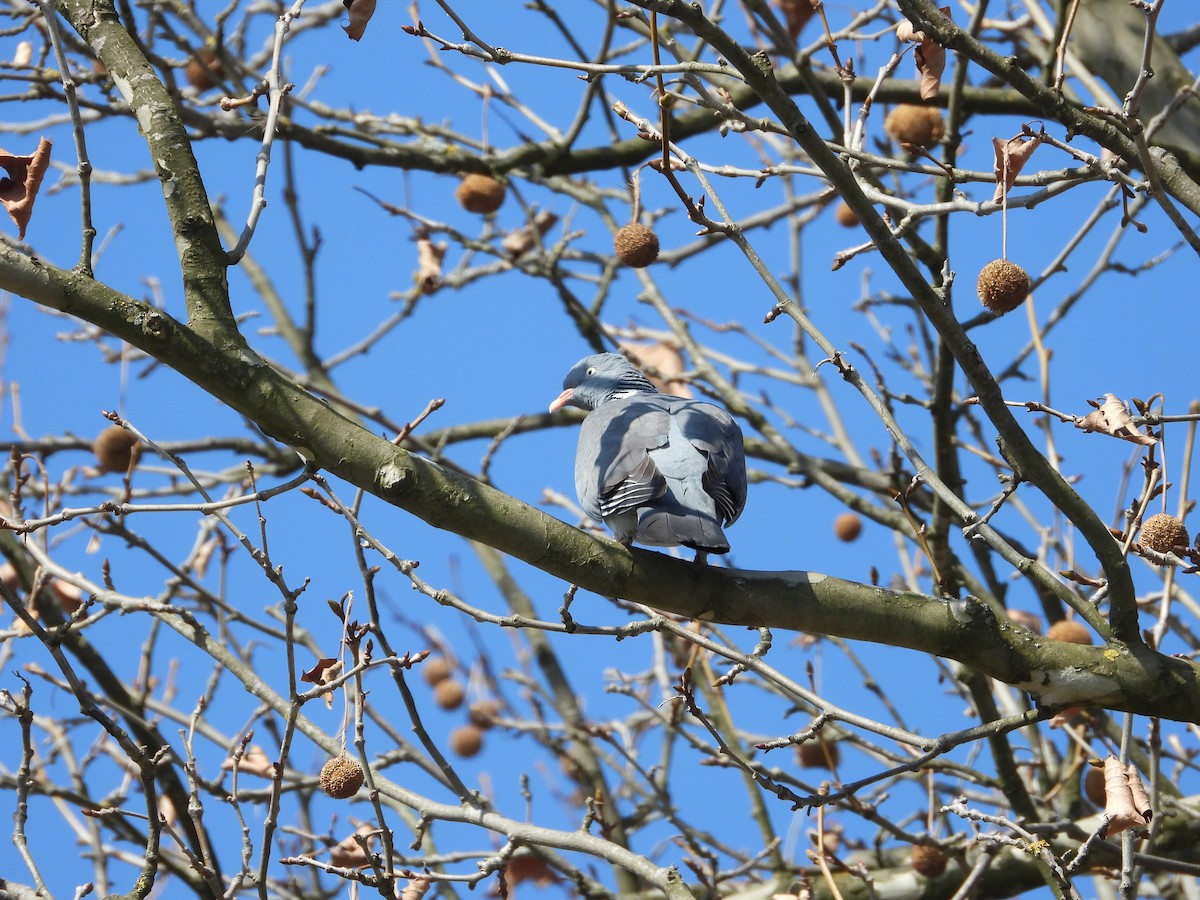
[575,398,669,520]
[673,399,747,525]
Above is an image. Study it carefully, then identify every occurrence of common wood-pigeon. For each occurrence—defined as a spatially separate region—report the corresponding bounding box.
[550,353,747,555]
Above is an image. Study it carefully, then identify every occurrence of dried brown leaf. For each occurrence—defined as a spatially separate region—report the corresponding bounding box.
[1099,755,1151,837]
[991,133,1044,202]
[300,657,342,685]
[775,0,815,40]
[301,656,343,709]
[399,875,432,900]
[1125,762,1152,823]
[221,744,275,778]
[1075,393,1157,445]
[897,8,950,100]
[415,234,447,294]
[1047,706,1084,728]
[158,793,177,828]
[506,853,558,887]
[329,823,377,868]
[342,0,377,41]
[502,210,558,257]
[0,136,51,239]
[618,342,692,397]
[192,536,217,579]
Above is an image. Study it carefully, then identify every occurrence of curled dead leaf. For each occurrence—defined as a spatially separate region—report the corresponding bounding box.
[897,7,950,100]
[0,137,51,239]
[329,823,378,868]
[775,0,815,39]
[1076,393,1157,446]
[157,793,177,828]
[505,852,559,887]
[502,210,558,257]
[399,875,432,900]
[300,657,342,685]
[300,656,343,710]
[1096,755,1151,837]
[992,132,1044,203]
[342,0,377,41]
[1125,762,1152,822]
[618,342,692,397]
[221,744,275,778]
[415,233,447,294]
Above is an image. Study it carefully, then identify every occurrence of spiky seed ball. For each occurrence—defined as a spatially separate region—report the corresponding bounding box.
[319,756,364,799]
[1141,513,1189,555]
[884,104,945,149]
[613,223,659,268]
[833,512,863,542]
[433,678,465,711]
[1084,764,1106,806]
[976,259,1030,315]
[184,47,223,91]
[450,724,484,758]
[421,656,452,686]
[93,426,139,473]
[798,740,839,770]
[1047,619,1092,645]
[910,845,948,878]
[455,174,506,214]
[834,201,859,228]
[468,699,501,729]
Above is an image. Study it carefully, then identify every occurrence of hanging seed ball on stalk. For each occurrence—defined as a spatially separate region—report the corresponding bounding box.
[834,201,859,228]
[1084,764,1106,806]
[319,756,364,799]
[421,656,452,686]
[455,174,506,214]
[468,699,502,729]
[433,678,466,711]
[910,845,948,878]
[184,47,224,91]
[797,740,839,770]
[450,724,484,758]
[1047,619,1092,645]
[833,512,863,542]
[93,426,139,473]
[613,223,660,268]
[884,104,945,149]
[1141,513,1189,555]
[976,259,1031,315]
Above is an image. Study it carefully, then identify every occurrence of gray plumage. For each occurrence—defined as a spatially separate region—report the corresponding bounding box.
[550,353,746,554]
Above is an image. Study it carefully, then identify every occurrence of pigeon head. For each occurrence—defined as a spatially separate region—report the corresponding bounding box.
[549,353,658,413]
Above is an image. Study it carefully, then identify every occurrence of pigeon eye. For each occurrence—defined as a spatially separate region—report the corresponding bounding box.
[586,366,597,376]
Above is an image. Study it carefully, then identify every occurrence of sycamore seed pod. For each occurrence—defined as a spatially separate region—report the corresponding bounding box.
[1047,619,1092,645]
[1141,513,1189,555]
[614,223,660,268]
[884,104,945,149]
[976,258,1030,315]
[93,426,139,473]
[833,512,863,542]
[910,844,948,878]
[434,678,466,711]
[450,724,484,758]
[455,174,506,214]
[319,756,364,799]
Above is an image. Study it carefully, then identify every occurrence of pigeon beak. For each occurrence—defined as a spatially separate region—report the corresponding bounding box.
[548,388,574,412]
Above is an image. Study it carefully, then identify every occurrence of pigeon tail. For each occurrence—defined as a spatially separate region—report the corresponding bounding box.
[636,508,730,554]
